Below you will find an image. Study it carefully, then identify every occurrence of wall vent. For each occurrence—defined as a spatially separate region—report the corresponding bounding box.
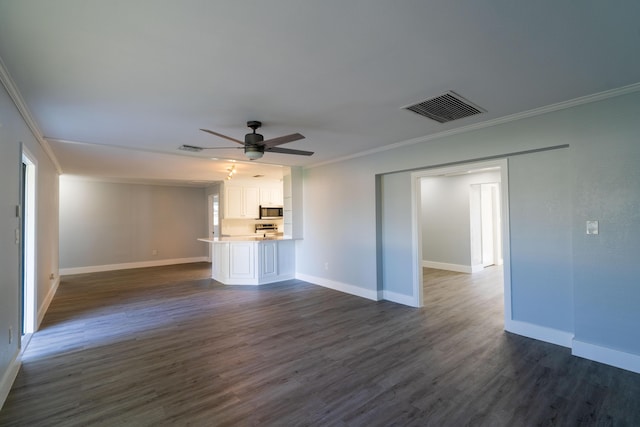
[404,91,485,123]
[178,144,204,152]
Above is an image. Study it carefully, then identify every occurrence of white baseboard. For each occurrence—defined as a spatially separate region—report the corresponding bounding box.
[505,319,573,348]
[470,264,485,273]
[295,273,379,301]
[38,276,60,329]
[59,256,209,275]
[0,350,21,410]
[422,260,473,273]
[572,339,640,374]
[382,290,420,307]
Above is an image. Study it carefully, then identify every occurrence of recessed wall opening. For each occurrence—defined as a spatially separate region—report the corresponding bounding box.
[412,159,511,325]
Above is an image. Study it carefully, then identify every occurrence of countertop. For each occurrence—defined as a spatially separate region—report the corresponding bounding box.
[198,235,296,243]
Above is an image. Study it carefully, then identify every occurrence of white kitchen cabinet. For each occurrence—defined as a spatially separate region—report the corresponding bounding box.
[244,187,259,217]
[201,238,296,285]
[229,242,255,279]
[212,241,229,279]
[224,185,259,219]
[259,186,283,206]
[259,241,278,280]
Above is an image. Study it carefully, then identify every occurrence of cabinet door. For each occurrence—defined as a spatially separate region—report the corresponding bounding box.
[225,186,244,218]
[273,187,283,205]
[212,242,229,282]
[229,242,255,279]
[260,241,278,279]
[244,187,259,218]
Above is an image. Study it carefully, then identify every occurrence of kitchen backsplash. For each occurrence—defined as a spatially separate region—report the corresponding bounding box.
[221,218,283,236]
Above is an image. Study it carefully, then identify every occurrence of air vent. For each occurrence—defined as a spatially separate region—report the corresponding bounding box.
[178,144,203,152]
[404,91,485,123]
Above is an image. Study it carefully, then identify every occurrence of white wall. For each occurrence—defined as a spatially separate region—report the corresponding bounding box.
[0,83,59,407]
[298,90,640,371]
[59,177,207,272]
[421,170,500,268]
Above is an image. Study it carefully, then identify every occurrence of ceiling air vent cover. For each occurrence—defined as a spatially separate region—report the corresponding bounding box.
[178,144,204,152]
[404,91,485,123]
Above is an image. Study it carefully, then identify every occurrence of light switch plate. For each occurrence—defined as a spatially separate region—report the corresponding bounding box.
[586,220,599,235]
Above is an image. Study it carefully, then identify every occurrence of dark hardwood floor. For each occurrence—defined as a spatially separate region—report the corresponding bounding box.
[1,263,639,426]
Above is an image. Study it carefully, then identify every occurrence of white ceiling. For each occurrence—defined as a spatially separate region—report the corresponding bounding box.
[1,1,639,184]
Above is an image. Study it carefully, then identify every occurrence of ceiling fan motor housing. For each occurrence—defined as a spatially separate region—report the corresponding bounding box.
[245,132,264,144]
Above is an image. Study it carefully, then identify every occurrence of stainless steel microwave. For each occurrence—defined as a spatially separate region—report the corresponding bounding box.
[259,205,283,219]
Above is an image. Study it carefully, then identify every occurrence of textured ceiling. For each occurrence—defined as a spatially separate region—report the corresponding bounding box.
[1,1,639,183]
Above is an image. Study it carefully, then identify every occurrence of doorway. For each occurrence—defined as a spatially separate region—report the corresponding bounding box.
[21,147,37,338]
[207,192,220,261]
[470,182,502,271]
[411,159,512,325]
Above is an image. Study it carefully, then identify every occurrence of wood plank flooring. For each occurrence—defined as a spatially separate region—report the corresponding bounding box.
[1,263,640,426]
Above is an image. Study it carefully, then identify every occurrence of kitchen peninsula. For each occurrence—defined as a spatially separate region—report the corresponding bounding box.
[198,236,296,285]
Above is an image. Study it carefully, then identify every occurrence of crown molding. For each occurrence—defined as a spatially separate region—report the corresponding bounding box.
[0,56,63,174]
[307,81,640,169]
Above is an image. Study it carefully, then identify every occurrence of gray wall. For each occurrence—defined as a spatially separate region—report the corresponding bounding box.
[421,171,500,266]
[508,149,573,332]
[298,90,640,360]
[59,178,207,269]
[0,84,59,397]
[571,94,640,355]
[380,172,414,296]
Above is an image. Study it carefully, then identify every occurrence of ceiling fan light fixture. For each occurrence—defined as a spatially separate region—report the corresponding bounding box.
[244,146,264,160]
[201,121,310,159]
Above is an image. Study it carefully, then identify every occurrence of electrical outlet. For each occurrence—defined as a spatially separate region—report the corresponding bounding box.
[49,273,55,280]
[152,249,158,256]
[586,220,599,235]
[324,262,329,271]
[9,326,13,344]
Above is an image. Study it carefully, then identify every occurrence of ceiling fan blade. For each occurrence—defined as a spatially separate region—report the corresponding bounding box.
[262,133,305,148]
[266,146,314,156]
[200,129,244,145]
[200,147,244,150]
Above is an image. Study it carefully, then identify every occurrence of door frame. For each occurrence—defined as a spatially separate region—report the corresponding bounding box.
[21,144,37,336]
[411,158,512,326]
[207,191,221,262]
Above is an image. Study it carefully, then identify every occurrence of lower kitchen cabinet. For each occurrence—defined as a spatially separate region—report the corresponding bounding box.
[205,239,295,285]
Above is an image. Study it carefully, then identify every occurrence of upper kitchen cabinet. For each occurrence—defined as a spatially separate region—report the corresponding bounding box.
[259,185,283,206]
[223,180,284,219]
[224,184,259,219]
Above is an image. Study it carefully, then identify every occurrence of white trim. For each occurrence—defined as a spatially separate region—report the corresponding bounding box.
[37,277,59,329]
[422,260,473,274]
[471,264,485,273]
[505,319,573,348]
[0,56,62,173]
[382,290,420,307]
[59,257,209,276]
[498,161,512,331]
[296,273,379,301]
[572,339,640,374]
[307,82,640,170]
[218,273,296,286]
[21,144,38,334]
[410,175,424,307]
[0,350,21,410]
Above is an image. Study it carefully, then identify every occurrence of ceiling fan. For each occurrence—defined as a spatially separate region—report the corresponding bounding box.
[183,121,313,160]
